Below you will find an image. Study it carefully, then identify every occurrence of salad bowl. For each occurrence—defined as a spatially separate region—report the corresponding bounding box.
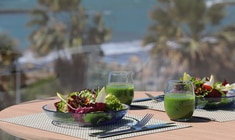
[181,72,235,110]
[42,87,130,126]
[195,94,235,109]
[42,103,129,126]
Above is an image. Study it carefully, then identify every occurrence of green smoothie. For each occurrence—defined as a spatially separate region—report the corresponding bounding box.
[106,83,134,105]
[164,93,195,121]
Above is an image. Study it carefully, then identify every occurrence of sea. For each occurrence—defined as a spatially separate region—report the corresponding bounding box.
[1,0,235,64]
[0,0,155,49]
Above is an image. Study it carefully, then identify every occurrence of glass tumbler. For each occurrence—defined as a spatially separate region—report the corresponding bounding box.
[164,80,195,121]
[106,71,134,105]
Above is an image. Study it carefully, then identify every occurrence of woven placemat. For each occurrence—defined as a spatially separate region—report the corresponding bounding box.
[0,113,190,140]
[131,100,235,122]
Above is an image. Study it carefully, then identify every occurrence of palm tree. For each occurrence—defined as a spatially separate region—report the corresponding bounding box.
[0,33,21,109]
[27,0,111,56]
[27,0,111,91]
[143,0,235,89]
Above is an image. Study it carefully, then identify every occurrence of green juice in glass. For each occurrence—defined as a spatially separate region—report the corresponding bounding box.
[106,83,134,105]
[164,93,195,121]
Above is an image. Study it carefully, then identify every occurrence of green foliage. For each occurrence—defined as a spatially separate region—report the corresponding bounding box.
[143,0,235,85]
[0,34,19,66]
[207,4,225,25]
[0,33,21,110]
[144,0,225,45]
[38,0,81,12]
[26,0,112,92]
[20,76,60,102]
[27,0,111,56]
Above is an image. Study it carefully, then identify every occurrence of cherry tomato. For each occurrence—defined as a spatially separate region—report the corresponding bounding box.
[202,84,212,91]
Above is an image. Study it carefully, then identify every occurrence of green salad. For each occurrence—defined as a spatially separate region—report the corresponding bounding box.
[55,87,125,114]
[181,72,234,98]
[181,72,235,109]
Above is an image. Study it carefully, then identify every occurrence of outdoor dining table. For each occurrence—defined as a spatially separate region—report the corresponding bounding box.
[1,91,235,140]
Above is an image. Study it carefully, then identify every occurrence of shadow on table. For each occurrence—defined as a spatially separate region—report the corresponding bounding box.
[129,105,149,110]
[129,105,213,123]
[185,116,212,123]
